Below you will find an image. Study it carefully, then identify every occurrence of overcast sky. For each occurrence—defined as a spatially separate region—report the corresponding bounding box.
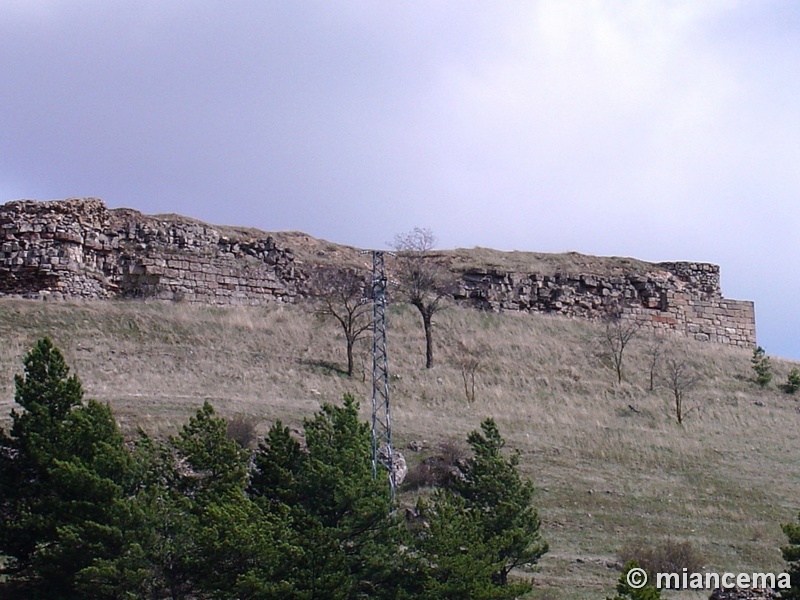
[2,1,799,360]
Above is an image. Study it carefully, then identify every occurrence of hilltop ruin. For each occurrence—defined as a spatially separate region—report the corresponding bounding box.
[0,198,756,348]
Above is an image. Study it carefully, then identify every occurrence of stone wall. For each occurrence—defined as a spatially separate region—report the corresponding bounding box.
[455,263,755,348]
[0,198,301,305]
[0,198,757,348]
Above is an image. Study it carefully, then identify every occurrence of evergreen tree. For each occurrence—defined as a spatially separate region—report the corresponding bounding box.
[299,394,389,531]
[607,561,662,600]
[250,420,305,506]
[0,341,549,599]
[250,394,404,599]
[12,337,83,427]
[301,395,401,596]
[171,400,248,499]
[0,338,135,599]
[454,418,548,586]
[410,491,528,600]
[782,512,800,599]
[169,403,297,598]
[787,368,800,394]
[751,346,773,387]
[80,402,300,600]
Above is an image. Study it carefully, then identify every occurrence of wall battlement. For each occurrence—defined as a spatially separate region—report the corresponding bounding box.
[0,198,756,348]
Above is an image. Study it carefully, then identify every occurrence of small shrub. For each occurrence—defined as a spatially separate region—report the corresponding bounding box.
[402,439,468,490]
[454,340,486,404]
[437,439,469,468]
[787,368,800,394]
[402,460,439,489]
[226,413,259,448]
[619,539,703,587]
[608,561,662,599]
[751,346,773,387]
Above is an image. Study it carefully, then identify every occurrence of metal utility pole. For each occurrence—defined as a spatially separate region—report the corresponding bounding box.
[370,250,396,500]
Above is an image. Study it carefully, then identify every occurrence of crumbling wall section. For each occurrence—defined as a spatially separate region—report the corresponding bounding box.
[0,198,757,347]
[455,264,755,348]
[0,198,301,305]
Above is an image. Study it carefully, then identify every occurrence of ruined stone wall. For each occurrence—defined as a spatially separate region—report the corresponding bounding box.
[0,198,302,305]
[0,198,757,348]
[455,263,756,348]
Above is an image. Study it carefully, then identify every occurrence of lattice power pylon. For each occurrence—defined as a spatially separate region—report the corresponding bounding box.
[370,250,396,500]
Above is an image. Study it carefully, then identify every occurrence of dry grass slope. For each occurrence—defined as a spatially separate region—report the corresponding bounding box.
[1,297,798,599]
[211,220,663,277]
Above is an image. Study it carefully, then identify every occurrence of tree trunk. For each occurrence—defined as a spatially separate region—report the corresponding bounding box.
[346,336,354,377]
[423,311,433,369]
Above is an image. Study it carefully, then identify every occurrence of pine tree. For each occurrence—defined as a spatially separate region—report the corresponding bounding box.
[250,394,402,599]
[299,394,389,529]
[787,368,800,394]
[171,400,248,498]
[250,420,304,506]
[454,418,548,586]
[782,513,800,599]
[0,338,135,599]
[751,346,773,387]
[411,490,528,600]
[80,402,300,600]
[607,561,662,600]
[169,402,298,598]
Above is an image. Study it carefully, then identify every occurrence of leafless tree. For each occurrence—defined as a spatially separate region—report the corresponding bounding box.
[392,226,437,253]
[311,267,372,377]
[392,227,456,369]
[662,355,700,424]
[454,340,486,404]
[226,414,259,448]
[645,336,665,392]
[598,303,642,384]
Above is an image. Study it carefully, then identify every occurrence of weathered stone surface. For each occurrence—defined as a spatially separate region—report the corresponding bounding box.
[0,198,757,349]
[0,198,302,305]
[454,262,756,348]
[393,451,407,486]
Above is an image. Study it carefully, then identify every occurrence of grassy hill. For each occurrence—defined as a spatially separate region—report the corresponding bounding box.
[266,228,661,275]
[1,297,798,599]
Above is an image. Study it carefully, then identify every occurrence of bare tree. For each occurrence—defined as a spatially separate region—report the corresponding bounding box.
[598,304,641,384]
[393,226,437,253]
[392,227,455,369]
[645,336,665,392]
[662,355,700,424]
[454,340,486,404]
[311,267,372,377]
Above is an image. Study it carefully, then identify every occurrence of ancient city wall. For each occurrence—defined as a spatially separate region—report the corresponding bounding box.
[0,198,301,305]
[455,265,756,347]
[0,198,756,348]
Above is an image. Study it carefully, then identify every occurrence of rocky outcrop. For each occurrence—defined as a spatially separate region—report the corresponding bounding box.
[0,198,757,348]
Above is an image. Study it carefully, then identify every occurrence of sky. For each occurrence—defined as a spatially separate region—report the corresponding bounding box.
[1,1,799,359]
